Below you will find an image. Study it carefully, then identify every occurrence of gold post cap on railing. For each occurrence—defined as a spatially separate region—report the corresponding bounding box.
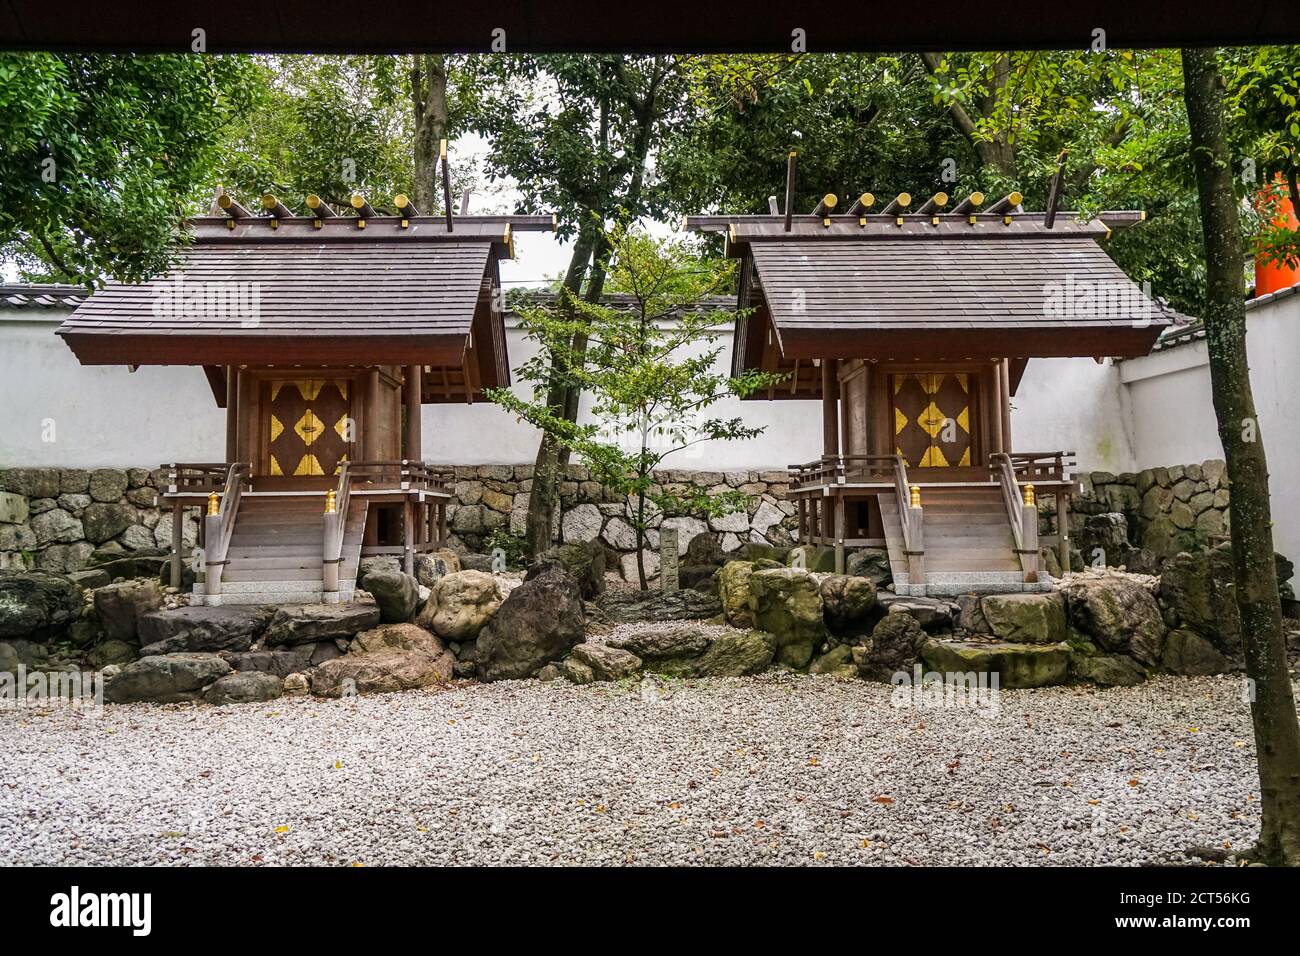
[910,484,921,508]
[1023,483,1036,506]
[324,489,337,514]
[207,492,220,516]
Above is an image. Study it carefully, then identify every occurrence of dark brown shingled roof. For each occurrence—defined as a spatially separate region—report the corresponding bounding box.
[746,234,1173,360]
[57,212,552,370]
[685,203,1171,399]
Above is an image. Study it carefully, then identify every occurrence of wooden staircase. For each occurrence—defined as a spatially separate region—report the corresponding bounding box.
[200,494,368,606]
[878,486,1042,595]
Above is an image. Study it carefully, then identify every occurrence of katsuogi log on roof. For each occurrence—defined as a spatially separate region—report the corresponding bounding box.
[58,191,555,378]
[686,191,1177,395]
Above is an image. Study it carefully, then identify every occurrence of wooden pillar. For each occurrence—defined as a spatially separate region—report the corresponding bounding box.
[834,497,847,573]
[169,499,183,590]
[999,358,1013,453]
[404,364,423,462]
[402,498,414,575]
[225,366,239,463]
[363,368,381,461]
[821,359,840,457]
[989,362,1005,455]
[797,497,807,544]
[1057,492,1071,573]
[437,502,448,545]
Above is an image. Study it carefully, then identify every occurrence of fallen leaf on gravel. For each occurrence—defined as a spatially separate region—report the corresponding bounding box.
[274,825,289,833]
[808,757,819,766]
[873,796,894,805]
[754,820,765,828]
[1128,779,1140,787]
[812,851,825,860]
[861,839,871,848]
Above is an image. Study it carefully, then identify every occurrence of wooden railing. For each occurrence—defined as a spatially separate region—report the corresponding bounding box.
[789,454,900,491]
[1005,451,1075,485]
[201,462,250,597]
[992,452,1040,583]
[163,462,237,495]
[347,460,452,493]
[322,462,352,597]
[893,455,925,585]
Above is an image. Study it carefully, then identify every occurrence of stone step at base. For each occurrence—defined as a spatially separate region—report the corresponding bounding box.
[919,637,1072,688]
[191,583,358,606]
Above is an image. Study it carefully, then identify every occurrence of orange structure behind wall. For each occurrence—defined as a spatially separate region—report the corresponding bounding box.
[1255,179,1300,297]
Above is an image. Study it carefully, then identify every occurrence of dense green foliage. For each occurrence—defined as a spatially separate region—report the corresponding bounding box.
[0,53,257,284]
[487,230,781,587]
[5,47,1299,311]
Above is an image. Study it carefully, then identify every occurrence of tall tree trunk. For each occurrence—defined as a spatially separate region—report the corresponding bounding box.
[523,224,598,556]
[410,54,448,212]
[1183,47,1300,866]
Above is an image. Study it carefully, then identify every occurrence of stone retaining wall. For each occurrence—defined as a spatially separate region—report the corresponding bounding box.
[0,460,1232,581]
[0,468,195,573]
[1037,458,1231,571]
[438,464,800,581]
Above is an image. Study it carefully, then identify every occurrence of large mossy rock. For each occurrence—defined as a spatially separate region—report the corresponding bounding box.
[747,567,824,667]
[570,643,642,682]
[0,570,81,639]
[819,574,877,633]
[202,671,284,705]
[413,549,460,588]
[860,612,926,681]
[138,605,272,655]
[221,642,339,677]
[1160,628,1229,676]
[310,624,454,697]
[263,603,381,647]
[92,579,163,642]
[920,639,1071,689]
[417,570,503,641]
[1155,545,1295,655]
[846,548,892,587]
[358,569,421,623]
[692,629,775,677]
[981,592,1067,644]
[608,624,713,664]
[718,561,756,628]
[1062,575,1166,666]
[106,652,232,703]
[594,587,721,623]
[875,594,954,631]
[785,544,837,572]
[1072,654,1147,687]
[476,566,584,681]
[808,643,857,678]
[532,541,606,599]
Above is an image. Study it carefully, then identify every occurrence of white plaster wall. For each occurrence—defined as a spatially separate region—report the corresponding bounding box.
[1012,357,1136,474]
[1117,287,1300,559]
[0,314,224,468]
[1117,341,1222,467]
[1,310,1176,475]
[424,323,826,468]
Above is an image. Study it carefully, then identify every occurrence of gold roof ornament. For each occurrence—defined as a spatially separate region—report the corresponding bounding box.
[324,489,337,514]
[207,492,220,516]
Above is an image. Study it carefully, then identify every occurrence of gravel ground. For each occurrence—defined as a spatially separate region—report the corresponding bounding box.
[0,674,1272,866]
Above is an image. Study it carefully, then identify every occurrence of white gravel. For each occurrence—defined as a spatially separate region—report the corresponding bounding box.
[0,674,1274,866]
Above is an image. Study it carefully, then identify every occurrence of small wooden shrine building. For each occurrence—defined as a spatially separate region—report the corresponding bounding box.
[59,184,553,605]
[687,188,1176,594]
